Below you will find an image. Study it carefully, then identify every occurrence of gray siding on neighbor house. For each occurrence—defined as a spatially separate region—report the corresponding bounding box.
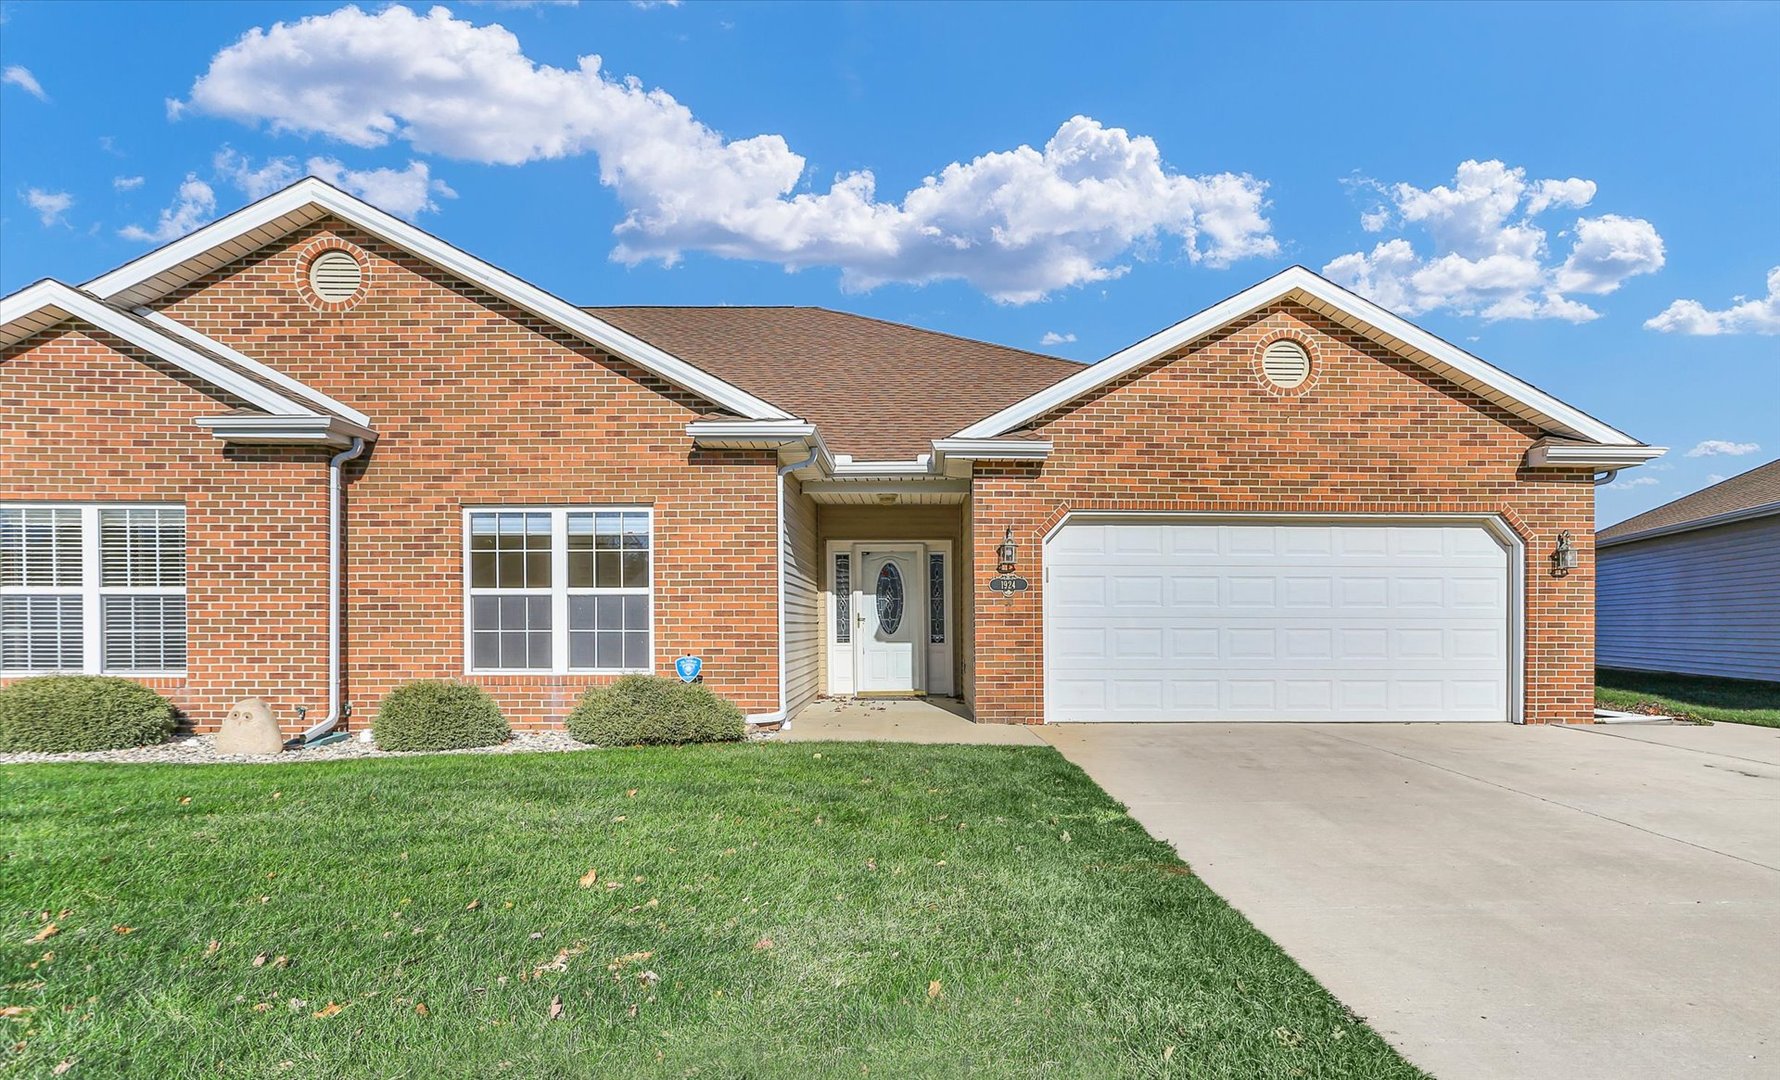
[1597,514,1780,681]
[782,474,822,717]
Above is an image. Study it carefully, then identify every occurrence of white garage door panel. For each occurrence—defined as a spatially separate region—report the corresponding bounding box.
[1046,522,1510,722]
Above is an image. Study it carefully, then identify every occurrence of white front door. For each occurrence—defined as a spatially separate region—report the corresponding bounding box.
[855,545,923,693]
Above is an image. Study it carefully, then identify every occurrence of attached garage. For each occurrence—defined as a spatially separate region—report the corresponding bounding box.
[1044,517,1521,723]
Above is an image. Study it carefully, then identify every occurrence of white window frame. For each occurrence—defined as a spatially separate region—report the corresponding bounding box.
[0,502,187,677]
[461,506,656,676]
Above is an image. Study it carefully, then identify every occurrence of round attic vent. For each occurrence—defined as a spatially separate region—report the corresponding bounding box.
[1261,339,1311,389]
[308,250,363,302]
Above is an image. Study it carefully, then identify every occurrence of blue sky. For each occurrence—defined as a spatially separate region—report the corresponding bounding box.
[2,1,1775,525]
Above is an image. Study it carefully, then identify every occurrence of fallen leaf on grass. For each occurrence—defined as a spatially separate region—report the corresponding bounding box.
[414,1003,429,1017]
[466,899,481,911]
[203,940,220,957]
[272,956,290,968]
[252,1003,273,1013]
[111,925,135,935]
[626,1003,638,1019]
[753,938,775,951]
[927,980,942,1000]
[52,1059,73,1075]
[252,953,269,968]
[548,995,563,1020]
[312,1001,342,1019]
[31,924,59,943]
[578,868,598,888]
[626,789,638,798]
[178,797,191,805]
[0,1006,34,1018]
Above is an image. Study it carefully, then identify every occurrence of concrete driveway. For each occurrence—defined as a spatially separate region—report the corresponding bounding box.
[1037,721,1780,1080]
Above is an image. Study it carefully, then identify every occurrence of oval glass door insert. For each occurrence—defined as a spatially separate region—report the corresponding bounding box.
[875,562,905,634]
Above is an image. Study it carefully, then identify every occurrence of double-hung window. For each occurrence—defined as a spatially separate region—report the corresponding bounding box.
[465,507,653,674]
[1,504,187,675]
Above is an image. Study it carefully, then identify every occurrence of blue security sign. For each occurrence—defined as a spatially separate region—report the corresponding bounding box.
[674,655,704,683]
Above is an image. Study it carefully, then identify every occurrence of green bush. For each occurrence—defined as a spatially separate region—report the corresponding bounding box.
[0,675,177,753]
[567,675,745,747]
[372,680,510,751]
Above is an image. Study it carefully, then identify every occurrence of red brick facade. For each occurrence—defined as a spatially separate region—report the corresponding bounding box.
[967,302,1598,725]
[5,216,1606,734]
[4,219,782,733]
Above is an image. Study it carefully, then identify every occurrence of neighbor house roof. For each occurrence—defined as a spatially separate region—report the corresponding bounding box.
[1598,459,1780,546]
[584,306,1084,460]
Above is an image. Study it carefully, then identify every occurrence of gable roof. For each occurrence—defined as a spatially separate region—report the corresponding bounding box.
[585,306,1083,459]
[80,177,793,423]
[1,279,366,426]
[1598,459,1780,546]
[953,265,1645,447]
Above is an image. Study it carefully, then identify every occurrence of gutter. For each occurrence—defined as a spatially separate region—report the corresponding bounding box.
[300,436,366,744]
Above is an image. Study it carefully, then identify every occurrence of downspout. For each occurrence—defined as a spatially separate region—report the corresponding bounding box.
[302,436,366,744]
[770,443,820,730]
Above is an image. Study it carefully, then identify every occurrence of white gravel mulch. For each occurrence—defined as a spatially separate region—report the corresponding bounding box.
[0,726,779,766]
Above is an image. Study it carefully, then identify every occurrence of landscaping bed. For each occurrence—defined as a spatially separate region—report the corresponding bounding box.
[1,744,1421,1079]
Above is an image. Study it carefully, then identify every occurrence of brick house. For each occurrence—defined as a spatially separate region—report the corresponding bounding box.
[1,179,1663,736]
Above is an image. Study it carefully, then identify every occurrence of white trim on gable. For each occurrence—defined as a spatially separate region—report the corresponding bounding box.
[82,178,794,423]
[1,280,319,417]
[952,266,1645,448]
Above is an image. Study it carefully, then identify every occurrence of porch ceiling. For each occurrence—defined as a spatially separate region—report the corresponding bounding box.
[802,478,969,505]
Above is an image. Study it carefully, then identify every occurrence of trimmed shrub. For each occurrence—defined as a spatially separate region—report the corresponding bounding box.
[567,675,745,747]
[0,675,177,753]
[372,680,510,752]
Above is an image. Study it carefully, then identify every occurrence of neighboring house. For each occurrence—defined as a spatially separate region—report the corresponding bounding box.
[1,178,1664,735]
[1596,460,1780,683]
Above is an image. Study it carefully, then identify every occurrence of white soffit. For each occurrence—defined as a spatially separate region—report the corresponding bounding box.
[953,265,1643,447]
[82,177,794,423]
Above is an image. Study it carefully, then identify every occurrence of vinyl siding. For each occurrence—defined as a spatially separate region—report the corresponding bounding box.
[1597,514,1780,682]
[782,474,822,716]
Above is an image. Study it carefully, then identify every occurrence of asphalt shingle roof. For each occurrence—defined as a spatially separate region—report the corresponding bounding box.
[1597,458,1780,542]
[584,306,1084,459]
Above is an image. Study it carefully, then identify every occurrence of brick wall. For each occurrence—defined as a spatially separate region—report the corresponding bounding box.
[1,324,332,730]
[6,218,782,732]
[968,302,1598,725]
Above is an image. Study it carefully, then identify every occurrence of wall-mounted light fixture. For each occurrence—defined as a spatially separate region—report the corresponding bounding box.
[1550,531,1577,577]
[997,527,1018,574]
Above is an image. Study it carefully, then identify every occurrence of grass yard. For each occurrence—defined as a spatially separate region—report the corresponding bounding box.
[1597,668,1780,728]
[1,743,1420,1080]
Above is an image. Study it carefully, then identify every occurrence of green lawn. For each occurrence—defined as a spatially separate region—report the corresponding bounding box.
[1597,668,1780,728]
[0,744,1419,1080]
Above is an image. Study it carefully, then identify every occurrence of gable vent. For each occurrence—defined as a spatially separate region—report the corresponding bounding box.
[1261,340,1310,389]
[308,250,363,302]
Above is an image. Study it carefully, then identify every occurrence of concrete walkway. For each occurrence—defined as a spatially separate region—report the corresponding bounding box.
[1036,720,1780,1080]
[782,697,1043,745]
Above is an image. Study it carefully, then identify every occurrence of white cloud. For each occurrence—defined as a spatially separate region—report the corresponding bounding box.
[1685,439,1761,458]
[1039,331,1076,346]
[177,4,1276,302]
[113,175,146,192]
[214,148,454,218]
[1705,474,1726,485]
[1611,475,1659,488]
[1645,267,1780,336]
[119,174,217,243]
[1324,160,1664,322]
[22,188,73,226]
[2,65,47,101]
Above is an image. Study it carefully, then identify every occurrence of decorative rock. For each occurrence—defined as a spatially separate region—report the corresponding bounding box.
[216,698,283,756]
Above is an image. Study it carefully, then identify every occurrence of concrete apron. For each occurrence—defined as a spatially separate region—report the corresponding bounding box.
[782,697,1045,745]
[1035,720,1780,1080]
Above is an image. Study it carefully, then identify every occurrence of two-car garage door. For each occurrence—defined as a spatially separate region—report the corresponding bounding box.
[1045,519,1513,723]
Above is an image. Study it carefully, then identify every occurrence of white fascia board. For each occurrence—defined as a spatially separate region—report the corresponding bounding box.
[136,308,371,427]
[1524,439,1667,470]
[953,266,1641,446]
[2,280,316,416]
[686,419,816,442]
[932,437,1054,461]
[1597,501,1780,549]
[83,178,794,422]
[195,413,375,447]
[831,455,934,477]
